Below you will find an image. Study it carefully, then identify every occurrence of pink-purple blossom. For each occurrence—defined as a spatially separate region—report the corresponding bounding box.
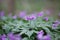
[37,30,44,35]
[12,15,17,19]
[53,20,60,24]
[8,33,21,40]
[1,34,6,40]
[0,11,5,17]
[52,20,60,29]
[24,14,36,20]
[43,35,51,40]
[37,11,44,17]
[0,33,22,40]
[8,32,15,40]
[43,17,49,21]
[37,30,51,40]
[37,30,44,40]
[19,11,26,18]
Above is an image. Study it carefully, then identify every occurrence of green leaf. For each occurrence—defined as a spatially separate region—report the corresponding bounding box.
[22,37,28,40]
[25,31,34,38]
[20,29,28,35]
[0,29,4,34]
[41,26,51,34]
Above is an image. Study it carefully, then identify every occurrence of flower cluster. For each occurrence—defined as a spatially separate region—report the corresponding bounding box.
[37,30,51,40]
[0,33,21,40]
[52,20,60,29]
[24,14,36,20]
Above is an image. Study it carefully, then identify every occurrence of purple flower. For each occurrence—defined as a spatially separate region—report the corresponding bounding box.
[8,33,15,40]
[37,11,44,17]
[0,11,5,17]
[0,33,22,40]
[12,15,17,19]
[52,24,58,29]
[43,17,49,21]
[37,30,44,40]
[24,14,36,20]
[37,30,51,40]
[7,33,13,37]
[52,20,60,29]
[43,35,51,40]
[37,30,44,35]
[19,11,26,18]
[1,34,6,40]
[8,33,21,40]
[53,20,60,24]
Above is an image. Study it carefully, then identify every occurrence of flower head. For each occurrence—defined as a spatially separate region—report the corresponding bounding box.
[0,33,22,40]
[8,32,21,40]
[53,20,60,24]
[0,11,5,17]
[43,17,49,21]
[37,11,44,17]
[52,20,60,29]
[37,30,44,40]
[24,14,36,20]
[12,15,17,19]
[52,24,58,29]
[37,30,51,40]
[43,35,51,40]
[19,11,26,18]
[8,32,15,40]
[1,34,6,40]
[37,30,44,35]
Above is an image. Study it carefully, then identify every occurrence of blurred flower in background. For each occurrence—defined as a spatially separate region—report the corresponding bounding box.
[0,11,5,17]
[37,11,44,17]
[18,11,26,18]
[12,15,17,19]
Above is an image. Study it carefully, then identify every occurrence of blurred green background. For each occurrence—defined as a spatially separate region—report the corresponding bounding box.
[0,0,60,17]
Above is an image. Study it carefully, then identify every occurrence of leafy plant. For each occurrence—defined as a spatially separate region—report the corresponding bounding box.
[0,13,60,40]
